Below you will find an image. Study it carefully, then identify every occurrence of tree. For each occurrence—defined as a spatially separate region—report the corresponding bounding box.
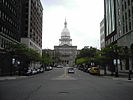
[76,47,99,70]
[5,43,41,63]
[98,44,127,76]
[42,51,54,66]
[77,47,98,59]
[94,55,108,75]
[99,45,116,75]
[76,57,90,64]
[3,43,42,75]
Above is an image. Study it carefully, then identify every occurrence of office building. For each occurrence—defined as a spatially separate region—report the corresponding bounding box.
[0,0,22,75]
[21,0,43,55]
[116,0,133,70]
[100,19,105,49]
[0,0,43,75]
[116,0,133,48]
[104,0,117,46]
[104,0,133,71]
[0,0,21,49]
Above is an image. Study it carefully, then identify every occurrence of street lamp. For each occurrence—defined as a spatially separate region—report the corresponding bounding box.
[11,58,15,76]
[113,48,119,77]
[12,58,15,64]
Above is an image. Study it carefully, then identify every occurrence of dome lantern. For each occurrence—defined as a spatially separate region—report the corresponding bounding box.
[61,19,70,37]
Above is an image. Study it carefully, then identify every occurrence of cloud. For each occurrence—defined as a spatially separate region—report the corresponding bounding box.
[42,0,104,49]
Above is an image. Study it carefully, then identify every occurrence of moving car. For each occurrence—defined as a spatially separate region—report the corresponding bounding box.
[45,66,53,71]
[57,65,63,68]
[89,67,100,75]
[68,67,74,73]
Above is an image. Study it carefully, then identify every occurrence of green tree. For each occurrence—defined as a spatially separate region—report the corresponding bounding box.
[42,51,54,66]
[4,43,42,75]
[5,43,41,63]
[77,47,98,59]
[76,47,99,69]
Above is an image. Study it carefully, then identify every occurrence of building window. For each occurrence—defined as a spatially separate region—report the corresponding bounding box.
[26,2,28,7]
[0,37,2,47]
[122,16,124,22]
[129,22,131,30]
[132,7,133,18]
[0,10,1,18]
[111,37,113,43]
[128,9,131,17]
[0,25,1,32]
[122,4,124,11]
[128,0,130,5]
[118,19,121,26]
[123,26,125,34]
[125,12,127,20]
[126,25,128,32]
[132,20,133,28]
[125,2,127,9]
[2,0,4,3]
[120,30,122,36]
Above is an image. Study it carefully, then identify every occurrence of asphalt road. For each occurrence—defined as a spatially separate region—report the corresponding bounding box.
[0,67,133,100]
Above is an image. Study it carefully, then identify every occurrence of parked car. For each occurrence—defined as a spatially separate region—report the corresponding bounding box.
[37,69,40,73]
[25,69,32,76]
[32,69,37,74]
[68,67,75,73]
[39,67,44,73]
[87,68,91,73]
[89,67,100,75]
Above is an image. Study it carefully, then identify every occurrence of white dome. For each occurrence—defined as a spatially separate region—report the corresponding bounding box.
[61,27,70,36]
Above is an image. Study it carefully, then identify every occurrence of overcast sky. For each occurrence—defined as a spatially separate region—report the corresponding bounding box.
[41,0,104,49]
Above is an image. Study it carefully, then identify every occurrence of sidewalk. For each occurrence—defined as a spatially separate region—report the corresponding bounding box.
[100,70,133,82]
[0,76,27,81]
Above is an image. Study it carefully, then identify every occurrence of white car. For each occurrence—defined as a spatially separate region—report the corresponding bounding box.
[32,69,37,74]
[26,69,32,75]
[68,68,74,73]
[57,65,63,68]
[87,68,91,73]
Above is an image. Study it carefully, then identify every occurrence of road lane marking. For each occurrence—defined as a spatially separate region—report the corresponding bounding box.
[51,67,76,80]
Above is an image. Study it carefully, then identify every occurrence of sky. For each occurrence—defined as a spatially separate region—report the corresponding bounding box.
[41,0,104,49]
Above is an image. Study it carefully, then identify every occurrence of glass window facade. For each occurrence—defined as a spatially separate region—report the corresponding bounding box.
[105,0,116,36]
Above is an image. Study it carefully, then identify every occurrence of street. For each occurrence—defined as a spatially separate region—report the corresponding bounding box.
[0,67,133,100]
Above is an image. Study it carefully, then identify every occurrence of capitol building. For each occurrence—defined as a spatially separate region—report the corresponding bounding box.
[54,19,77,67]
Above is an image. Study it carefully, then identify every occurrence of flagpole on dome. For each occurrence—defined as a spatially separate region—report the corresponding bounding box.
[64,17,67,28]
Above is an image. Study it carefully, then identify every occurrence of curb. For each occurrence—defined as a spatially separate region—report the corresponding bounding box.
[102,75,133,82]
[112,77,133,82]
[0,76,27,81]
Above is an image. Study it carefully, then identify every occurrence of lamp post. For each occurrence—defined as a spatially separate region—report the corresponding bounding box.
[11,58,15,76]
[114,48,119,77]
